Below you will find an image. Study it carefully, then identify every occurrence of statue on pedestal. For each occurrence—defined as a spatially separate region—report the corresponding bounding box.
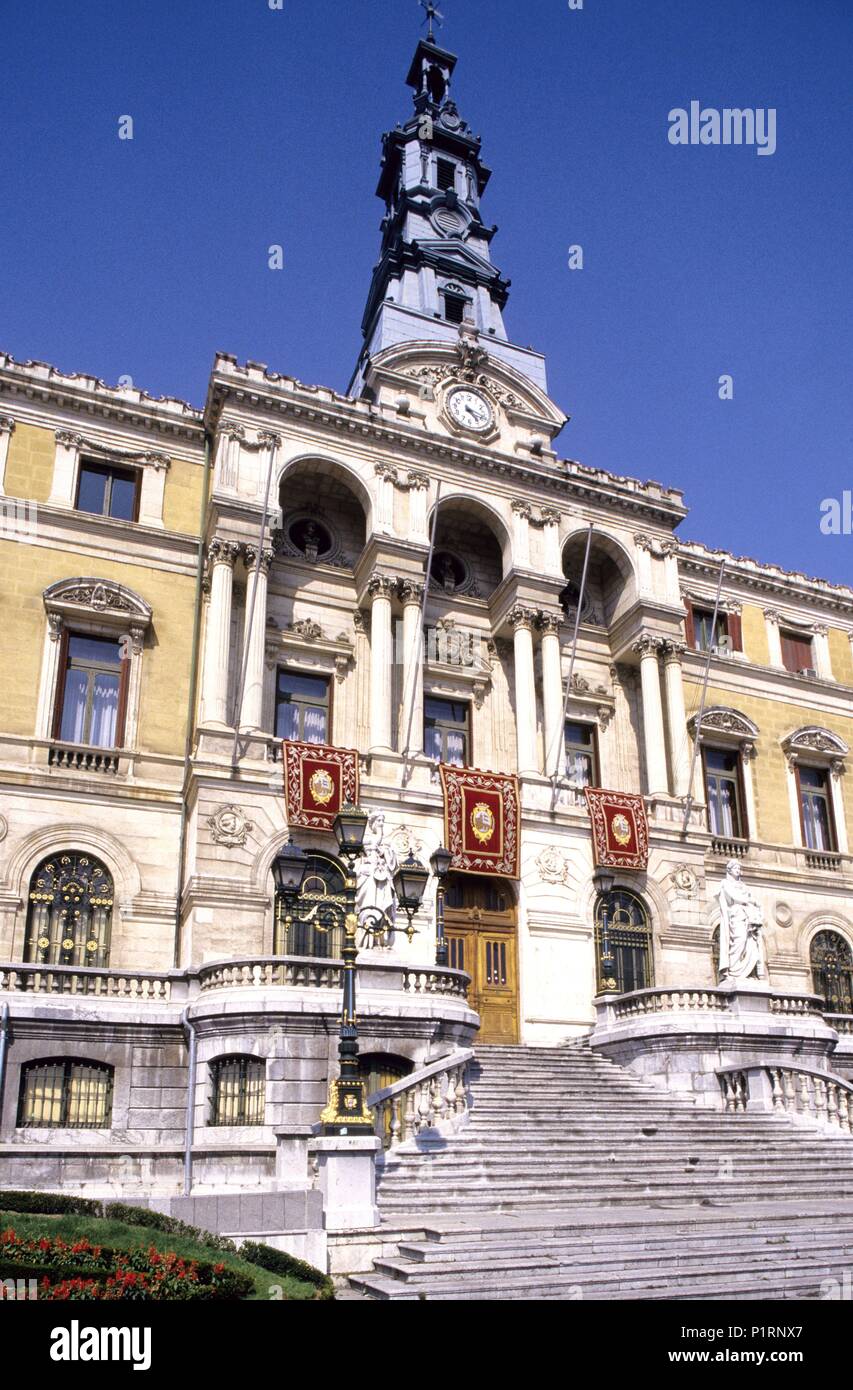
[717,859,767,983]
[355,811,398,938]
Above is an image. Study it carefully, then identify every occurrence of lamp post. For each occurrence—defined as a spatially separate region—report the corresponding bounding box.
[429,845,453,967]
[594,867,618,994]
[272,806,429,1135]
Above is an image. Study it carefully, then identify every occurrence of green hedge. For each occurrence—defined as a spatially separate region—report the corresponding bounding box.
[102,1203,237,1254]
[239,1240,333,1299]
[0,1191,101,1216]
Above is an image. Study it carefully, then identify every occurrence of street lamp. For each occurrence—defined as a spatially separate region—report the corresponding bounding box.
[429,845,453,967]
[273,810,429,1135]
[593,867,619,994]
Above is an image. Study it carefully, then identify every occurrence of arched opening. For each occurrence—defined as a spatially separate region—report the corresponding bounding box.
[272,851,347,958]
[276,462,368,569]
[429,500,507,599]
[810,930,853,1014]
[561,533,634,629]
[594,889,654,994]
[25,852,114,969]
[444,873,518,1042]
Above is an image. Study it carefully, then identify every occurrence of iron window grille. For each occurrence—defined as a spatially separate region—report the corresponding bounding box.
[25,852,113,969]
[18,1059,113,1129]
[811,931,853,1014]
[210,1056,266,1127]
[594,890,654,994]
[273,854,347,957]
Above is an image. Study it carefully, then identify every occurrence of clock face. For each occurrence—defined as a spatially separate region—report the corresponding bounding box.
[447,388,494,433]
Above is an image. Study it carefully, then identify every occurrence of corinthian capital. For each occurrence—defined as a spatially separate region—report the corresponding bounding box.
[632,634,664,658]
[660,639,687,662]
[508,605,537,632]
[243,545,275,573]
[398,579,425,606]
[207,538,240,568]
[367,572,396,600]
[537,610,563,636]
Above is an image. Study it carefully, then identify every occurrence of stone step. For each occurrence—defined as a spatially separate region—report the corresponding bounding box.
[396,1225,853,1263]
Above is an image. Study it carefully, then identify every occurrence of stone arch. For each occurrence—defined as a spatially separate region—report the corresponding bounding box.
[561,527,637,628]
[428,492,512,595]
[276,454,372,562]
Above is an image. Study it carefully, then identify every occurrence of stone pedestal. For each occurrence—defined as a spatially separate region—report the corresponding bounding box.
[308,1135,382,1231]
[274,1125,313,1185]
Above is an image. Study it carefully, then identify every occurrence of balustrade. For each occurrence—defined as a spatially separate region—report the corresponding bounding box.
[367,1049,474,1152]
[718,1063,853,1134]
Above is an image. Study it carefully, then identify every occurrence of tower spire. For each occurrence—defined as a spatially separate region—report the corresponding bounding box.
[419,1,444,45]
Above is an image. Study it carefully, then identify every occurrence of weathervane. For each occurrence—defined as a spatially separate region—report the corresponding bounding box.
[420,0,444,43]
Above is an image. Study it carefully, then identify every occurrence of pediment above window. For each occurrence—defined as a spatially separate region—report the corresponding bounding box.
[688,705,760,749]
[782,725,848,771]
[43,577,153,637]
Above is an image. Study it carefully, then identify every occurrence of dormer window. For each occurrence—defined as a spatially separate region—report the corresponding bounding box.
[76,459,139,522]
[436,158,456,192]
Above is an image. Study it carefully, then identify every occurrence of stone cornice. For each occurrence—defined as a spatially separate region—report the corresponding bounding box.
[0,351,203,441]
[678,540,853,617]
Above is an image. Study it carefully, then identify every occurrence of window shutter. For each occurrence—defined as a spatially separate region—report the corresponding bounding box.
[728,611,743,652]
[683,598,695,648]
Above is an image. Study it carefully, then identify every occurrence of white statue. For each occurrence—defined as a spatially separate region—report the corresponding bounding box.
[717,859,767,983]
[355,811,398,935]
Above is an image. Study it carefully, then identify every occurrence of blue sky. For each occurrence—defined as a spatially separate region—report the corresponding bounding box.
[2,0,851,584]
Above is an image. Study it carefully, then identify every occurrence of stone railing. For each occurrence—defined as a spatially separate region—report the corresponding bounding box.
[0,963,175,1000]
[403,966,470,999]
[825,1013,853,1036]
[602,987,733,1021]
[768,992,825,1018]
[803,849,843,873]
[47,742,121,774]
[367,1048,474,1153]
[718,1063,853,1134]
[197,956,343,993]
[710,836,749,859]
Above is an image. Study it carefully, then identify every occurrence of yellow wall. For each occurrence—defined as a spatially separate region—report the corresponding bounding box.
[741,604,770,666]
[684,680,853,845]
[163,457,204,536]
[830,628,853,686]
[4,424,55,503]
[0,542,195,756]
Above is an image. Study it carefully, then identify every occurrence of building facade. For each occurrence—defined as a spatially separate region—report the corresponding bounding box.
[1,35,853,1223]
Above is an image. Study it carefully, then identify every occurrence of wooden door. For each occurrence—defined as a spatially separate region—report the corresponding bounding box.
[445,877,519,1044]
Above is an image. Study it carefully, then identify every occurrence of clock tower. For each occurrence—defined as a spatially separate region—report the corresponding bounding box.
[349,30,555,413]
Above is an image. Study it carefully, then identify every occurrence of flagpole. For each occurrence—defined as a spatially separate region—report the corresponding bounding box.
[401,479,442,771]
[680,557,727,836]
[230,438,279,767]
[549,521,595,810]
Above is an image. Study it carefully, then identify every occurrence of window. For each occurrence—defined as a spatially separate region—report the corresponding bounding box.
[798,765,836,851]
[55,634,125,748]
[595,890,653,993]
[424,696,469,765]
[275,670,329,743]
[25,852,114,968]
[693,607,729,653]
[444,292,466,325]
[702,747,746,840]
[273,853,346,957]
[76,460,139,522]
[210,1056,265,1127]
[18,1060,113,1129]
[564,721,597,787]
[436,158,456,192]
[781,630,814,675]
[811,931,853,1014]
[445,875,509,913]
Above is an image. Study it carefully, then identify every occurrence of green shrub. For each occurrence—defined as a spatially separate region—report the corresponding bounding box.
[239,1240,333,1299]
[102,1203,237,1254]
[0,1191,102,1216]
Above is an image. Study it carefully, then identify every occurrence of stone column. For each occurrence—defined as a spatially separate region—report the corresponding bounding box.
[200,539,239,727]
[539,612,564,777]
[661,640,690,798]
[763,608,784,668]
[399,580,425,756]
[830,760,849,855]
[374,464,397,534]
[368,573,395,753]
[49,431,80,508]
[510,606,539,776]
[214,423,245,491]
[632,635,668,796]
[812,624,833,680]
[541,507,562,577]
[0,417,15,495]
[239,546,274,731]
[406,473,430,543]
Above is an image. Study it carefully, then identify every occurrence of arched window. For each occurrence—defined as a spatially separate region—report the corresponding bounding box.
[18,1059,113,1129]
[810,930,853,1014]
[594,890,654,994]
[25,853,114,968]
[209,1056,266,1127]
[273,853,346,958]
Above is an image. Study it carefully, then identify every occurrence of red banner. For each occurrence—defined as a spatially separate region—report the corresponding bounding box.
[439,765,520,879]
[283,741,359,830]
[583,787,649,870]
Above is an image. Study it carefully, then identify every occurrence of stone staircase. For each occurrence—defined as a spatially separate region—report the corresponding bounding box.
[349,1042,853,1299]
